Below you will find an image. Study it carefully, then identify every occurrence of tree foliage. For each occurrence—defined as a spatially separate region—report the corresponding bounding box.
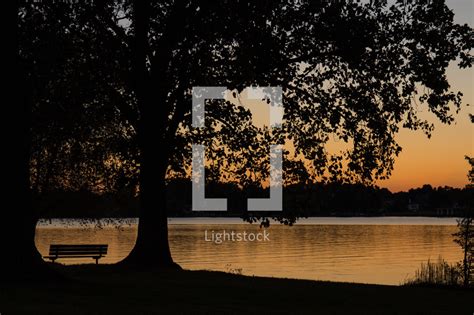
[20,1,473,194]
[17,0,473,264]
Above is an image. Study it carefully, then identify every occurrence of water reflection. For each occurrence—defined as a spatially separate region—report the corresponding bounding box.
[35,218,461,285]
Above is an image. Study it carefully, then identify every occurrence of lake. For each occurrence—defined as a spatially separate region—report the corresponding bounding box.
[35,217,462,285]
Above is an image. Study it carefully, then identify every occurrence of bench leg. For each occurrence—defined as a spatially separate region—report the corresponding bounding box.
[95,258,99,265]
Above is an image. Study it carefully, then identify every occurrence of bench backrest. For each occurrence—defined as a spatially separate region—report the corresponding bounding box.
[49,244,108,257]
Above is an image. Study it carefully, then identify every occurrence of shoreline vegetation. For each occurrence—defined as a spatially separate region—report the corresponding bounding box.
[404,257,462,287]
[35,216,461,229]
[35,181,472,219]
[404,216,473,289]
[1,264,472,314]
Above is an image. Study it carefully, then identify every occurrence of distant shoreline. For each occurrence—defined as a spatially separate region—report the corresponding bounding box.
[36,216,460,227]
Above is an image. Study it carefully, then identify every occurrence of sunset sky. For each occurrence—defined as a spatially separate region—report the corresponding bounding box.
[379,0,473,192]
[236,0,473,192]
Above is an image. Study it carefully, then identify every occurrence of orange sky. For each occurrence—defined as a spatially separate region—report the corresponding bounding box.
[379,0,473,191]
[378,62,473,191]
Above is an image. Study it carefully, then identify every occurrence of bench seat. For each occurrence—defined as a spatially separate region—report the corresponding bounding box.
[44,244,108,264]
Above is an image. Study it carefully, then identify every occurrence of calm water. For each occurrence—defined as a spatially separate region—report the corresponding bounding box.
[35,217,461,285]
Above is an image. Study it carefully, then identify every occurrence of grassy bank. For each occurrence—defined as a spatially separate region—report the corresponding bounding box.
[1,265,472,314]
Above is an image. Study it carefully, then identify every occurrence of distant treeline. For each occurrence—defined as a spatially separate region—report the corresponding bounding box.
[36,180,473,218]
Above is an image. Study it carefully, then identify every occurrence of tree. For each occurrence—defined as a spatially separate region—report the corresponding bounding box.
[9,1,137,279]
[453,212,473,287]
[124,0,473,267]
[453,108,474,287]
[17,0,473,269]
[1,0,49,281]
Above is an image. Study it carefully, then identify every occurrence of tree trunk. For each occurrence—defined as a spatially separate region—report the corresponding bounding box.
[3,70,52,282]
[121,135,177,268]
[119,0,179,269]
[0,1,53,280]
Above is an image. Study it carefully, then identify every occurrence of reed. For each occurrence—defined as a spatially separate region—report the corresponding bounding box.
[403,256,462,287]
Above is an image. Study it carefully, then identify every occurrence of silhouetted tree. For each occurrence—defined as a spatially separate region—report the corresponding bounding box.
[10,1,138,278]
[124,0,473,267]
[2,0,49,281]
[453,212,473,287]
[16,0,473,270]
[453,110,474,287]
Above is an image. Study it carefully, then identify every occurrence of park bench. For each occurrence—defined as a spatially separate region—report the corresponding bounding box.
[44,244,108,264]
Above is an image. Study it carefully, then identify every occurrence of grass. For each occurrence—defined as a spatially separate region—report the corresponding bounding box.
[0,264,473,314]
[403,257,463,287]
